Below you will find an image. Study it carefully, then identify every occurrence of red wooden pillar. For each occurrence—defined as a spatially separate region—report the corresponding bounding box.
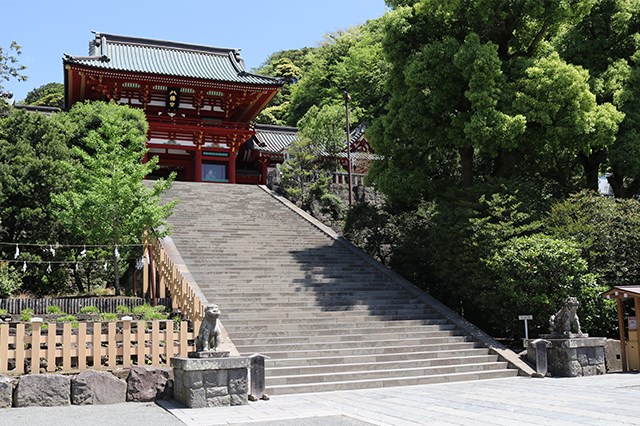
[195,147,203,182]
[229,151,236,184]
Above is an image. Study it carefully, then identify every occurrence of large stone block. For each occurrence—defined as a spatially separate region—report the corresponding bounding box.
[171,356,249,408]
[126,365,173,402]
[545,337,606,377]
[0,375,15,408]
[15,374,71,407]
[72,370,127,405]
[605,339,623,372]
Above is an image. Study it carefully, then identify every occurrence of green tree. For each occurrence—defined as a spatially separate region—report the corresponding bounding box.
[547,191,640,290]
[22,82,64,108]
[0,108,73,295]
[278,104,354,219]
[369,0,622,202]
[288,19,389,126]
[0,41,27,111]
[484,234,607,337]
[558,0,640,195]
[53,102,176,295]
[253,48,313,125]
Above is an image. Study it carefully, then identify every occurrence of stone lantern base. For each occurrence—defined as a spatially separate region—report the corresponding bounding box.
[171,356,249,408]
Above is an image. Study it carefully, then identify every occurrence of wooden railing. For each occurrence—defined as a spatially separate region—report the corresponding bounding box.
[0,319,195,375]
[332,172,367,186]
[145,235,206,326]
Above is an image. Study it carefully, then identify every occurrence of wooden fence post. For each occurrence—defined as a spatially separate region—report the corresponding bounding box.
[122,316,132,368]
[0,323,8,373]
[30,318,42,373]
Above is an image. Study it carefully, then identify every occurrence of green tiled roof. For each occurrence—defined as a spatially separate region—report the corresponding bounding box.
[64,32,282,86]
[251,124,380,161]
[251,124,299,154]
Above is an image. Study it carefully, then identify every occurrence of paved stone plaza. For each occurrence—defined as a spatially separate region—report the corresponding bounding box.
[3,374,640,425]
[161,374,640,425]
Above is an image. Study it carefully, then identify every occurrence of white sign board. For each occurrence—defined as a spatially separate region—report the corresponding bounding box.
[518,315,533,320]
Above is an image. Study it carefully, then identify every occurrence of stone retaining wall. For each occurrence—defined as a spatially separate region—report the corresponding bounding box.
[0,365,175,408]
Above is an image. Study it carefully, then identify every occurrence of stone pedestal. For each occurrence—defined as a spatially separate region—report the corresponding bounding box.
[171,356,249,408]
[529,337,606,377]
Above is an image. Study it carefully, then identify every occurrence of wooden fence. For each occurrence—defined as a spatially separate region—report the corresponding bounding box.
[0,297,172,315]
[0,319,196,375]
[0,236,207,376]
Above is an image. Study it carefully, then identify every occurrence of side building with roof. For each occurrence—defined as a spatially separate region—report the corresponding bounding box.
[249,122,378,186]
[64,32,283,184]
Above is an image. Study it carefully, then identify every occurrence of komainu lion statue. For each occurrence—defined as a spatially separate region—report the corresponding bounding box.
[549,297,584,337]
[195,304,221,352]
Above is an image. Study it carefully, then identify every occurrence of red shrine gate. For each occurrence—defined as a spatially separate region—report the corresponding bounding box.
[64,32,283,184]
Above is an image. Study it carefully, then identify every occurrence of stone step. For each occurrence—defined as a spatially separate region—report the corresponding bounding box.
[266,361,509,386]
[220,315,443,327]
[164,182,521,395]
[264,348,493,368]
[221,310,442,321]
[250,342,479,359]
[222,318,451,332]
[217,300,427,309]
[230,330,462,346]
[227,323,457,339]
[266,369,518,395]
[235,335,469,353]
[219,306,436,317]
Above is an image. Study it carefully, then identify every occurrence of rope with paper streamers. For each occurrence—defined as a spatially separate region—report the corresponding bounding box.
[0,242,151,273]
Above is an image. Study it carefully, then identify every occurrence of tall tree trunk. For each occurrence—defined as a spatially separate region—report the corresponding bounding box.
[459,145,474,187]
[493,150,519,179]
[73,268,84,294]
[608,169,640,198]
[578,149,606,191]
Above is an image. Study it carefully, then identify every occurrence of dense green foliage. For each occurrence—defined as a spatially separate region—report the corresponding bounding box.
[253,48,313,125]
[0,41,27,112]
[254,19,389,128]
[279,105,346,220]
[0,108,75,294]
[22,82,64,108]
[54,102,176,295]
[343,0,637,339]
[369,0,623,203]
[0,102,174,296]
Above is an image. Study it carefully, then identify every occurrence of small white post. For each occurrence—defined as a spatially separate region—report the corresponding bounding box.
[519,315,533,347]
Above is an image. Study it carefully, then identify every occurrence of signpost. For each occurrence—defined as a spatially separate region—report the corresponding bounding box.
[519,315,533,346]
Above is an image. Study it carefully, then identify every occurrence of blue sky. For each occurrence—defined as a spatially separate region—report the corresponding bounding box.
[2,0,388,102]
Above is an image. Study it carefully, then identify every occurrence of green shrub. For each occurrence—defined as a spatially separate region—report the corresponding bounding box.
[20,308,34,322]
[152,305,167,313]
[0,264,21,297]
[483,234,612,337]
[132,304,153,315]
[46,305,63,315]
[56,314,77,322]
[100,313,118,321]
[547,192,640,289]
[0,308,8,315]
[143,311,168,321]
[115,305,130,314]
[56,314,79,329]
[79,306,99,314]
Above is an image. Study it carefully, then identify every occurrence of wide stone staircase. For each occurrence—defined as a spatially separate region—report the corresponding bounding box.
[164,182,524,395]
